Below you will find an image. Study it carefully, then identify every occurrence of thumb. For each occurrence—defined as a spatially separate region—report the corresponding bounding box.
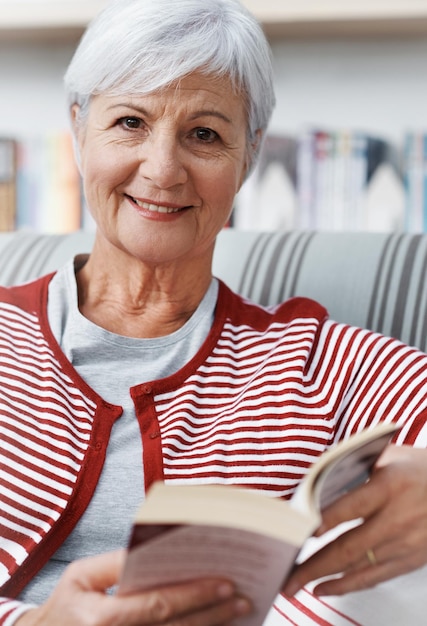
[64,549,127,592]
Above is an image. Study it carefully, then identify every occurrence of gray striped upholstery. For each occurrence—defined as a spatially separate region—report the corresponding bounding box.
[1,229,427,351]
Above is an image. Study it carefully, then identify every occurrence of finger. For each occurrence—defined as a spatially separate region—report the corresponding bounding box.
[315,476,387,536]
[107,580,252,626]
[285,513,427,598]
[139,592,252,626]
[77,550,247,617]
[318,447,427,537]
[284,515,384,596]
[284,519,371,595]
[192,595,252,625]
[313,553,420,596]
[62,549,127,592]
[346,530,427,578]
[60,552,252,626]
[285,447,427,597]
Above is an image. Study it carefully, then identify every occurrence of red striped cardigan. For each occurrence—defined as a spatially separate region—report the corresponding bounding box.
[0,273,427,624]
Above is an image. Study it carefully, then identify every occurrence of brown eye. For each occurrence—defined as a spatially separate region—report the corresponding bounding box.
[119,117,141,129]
[195,128,217,142]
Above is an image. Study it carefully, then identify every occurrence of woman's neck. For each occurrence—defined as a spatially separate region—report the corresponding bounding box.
[75,246,213,339]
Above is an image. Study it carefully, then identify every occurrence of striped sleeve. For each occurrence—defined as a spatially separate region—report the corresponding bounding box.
[143,309,427,500]
[311,320,427,446]
[0,599,36,626]
[0,300,102,598]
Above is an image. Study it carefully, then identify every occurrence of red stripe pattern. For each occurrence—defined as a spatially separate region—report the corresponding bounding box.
[152,316,427,497]
[270,590,363,626]
[1,280,427,623]
[0,300,98,619]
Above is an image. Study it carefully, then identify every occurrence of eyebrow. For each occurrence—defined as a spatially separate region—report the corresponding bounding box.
[106,103,148,114]
[189,110,232,125]
[106,103,232,125]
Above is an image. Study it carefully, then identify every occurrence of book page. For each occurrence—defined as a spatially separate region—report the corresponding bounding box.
[291,423,397,517]
[119,523,300,626]
[314,431,395,509]
[132,482,314,544]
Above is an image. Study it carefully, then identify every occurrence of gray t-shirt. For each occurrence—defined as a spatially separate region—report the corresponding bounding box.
[19,257,218,604]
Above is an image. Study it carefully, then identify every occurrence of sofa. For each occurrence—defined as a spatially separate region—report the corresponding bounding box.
[1,228,427,351]
[1,226,427,624]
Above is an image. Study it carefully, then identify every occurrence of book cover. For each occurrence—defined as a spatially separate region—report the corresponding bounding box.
[234,133,298,231]
[118,422,397,626]
[0,138,17,232]
[15,132,81,233]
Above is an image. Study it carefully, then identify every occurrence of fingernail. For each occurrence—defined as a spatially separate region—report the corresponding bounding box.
[234,598,252,615]
[217,582,234,599]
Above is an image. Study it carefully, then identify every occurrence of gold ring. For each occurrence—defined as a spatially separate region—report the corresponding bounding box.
[366,548,377,566]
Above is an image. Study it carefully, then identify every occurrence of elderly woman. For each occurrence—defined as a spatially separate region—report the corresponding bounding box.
[1,0,427,625]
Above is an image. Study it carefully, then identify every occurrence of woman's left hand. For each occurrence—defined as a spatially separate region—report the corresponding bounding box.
[283,444,427,597]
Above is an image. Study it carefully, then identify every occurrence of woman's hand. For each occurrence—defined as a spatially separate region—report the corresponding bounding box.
[283,445,427,597]
[16,550,252,626]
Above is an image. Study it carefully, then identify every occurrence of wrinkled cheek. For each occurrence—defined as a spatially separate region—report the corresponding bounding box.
[81,159,115,219]
[218,183,240,219]
[81,174,101,220]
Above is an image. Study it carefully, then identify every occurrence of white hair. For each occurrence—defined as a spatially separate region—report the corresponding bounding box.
[64,0,276,171]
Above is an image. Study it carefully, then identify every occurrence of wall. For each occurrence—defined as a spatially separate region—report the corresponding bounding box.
[1,35,427,142]
[0,41,76,138]
[269,35,427,145]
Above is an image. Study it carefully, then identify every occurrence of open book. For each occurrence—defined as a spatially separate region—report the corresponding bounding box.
[118,422,397,625]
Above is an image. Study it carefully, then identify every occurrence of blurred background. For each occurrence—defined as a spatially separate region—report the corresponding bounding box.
[2,0,427,233]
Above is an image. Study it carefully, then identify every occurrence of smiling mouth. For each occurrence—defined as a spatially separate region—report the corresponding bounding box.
[126,195,188,214]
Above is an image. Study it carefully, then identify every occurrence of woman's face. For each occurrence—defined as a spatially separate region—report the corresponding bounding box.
[74,72,252,267]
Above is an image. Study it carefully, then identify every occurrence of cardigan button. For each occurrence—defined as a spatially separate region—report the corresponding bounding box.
[142,385,153,394]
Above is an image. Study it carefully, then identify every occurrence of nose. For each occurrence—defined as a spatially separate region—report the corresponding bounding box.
[138,132,188,189]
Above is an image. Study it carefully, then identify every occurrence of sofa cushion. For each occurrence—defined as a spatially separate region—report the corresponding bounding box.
[1,229,427,351]
[214,230,427,351]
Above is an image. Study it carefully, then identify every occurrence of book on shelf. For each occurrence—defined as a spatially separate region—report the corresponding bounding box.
[16,132,82,233]
[118,422,397,626]
[233,128,404,233]
[233,133,298,231]
[403,131,427,233]
[312,129,334,230]
[0,138,17,232]
[297,127,403,232]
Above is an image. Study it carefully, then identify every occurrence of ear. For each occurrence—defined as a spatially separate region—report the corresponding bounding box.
[250,129,263,161]
[70,104,85,149]
[70,104,84,173]
[70,104,79,131]
[238,129,264,189]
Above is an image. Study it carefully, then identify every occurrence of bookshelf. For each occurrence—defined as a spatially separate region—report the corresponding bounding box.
[2,1,427,41]
[2,1,427,232]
